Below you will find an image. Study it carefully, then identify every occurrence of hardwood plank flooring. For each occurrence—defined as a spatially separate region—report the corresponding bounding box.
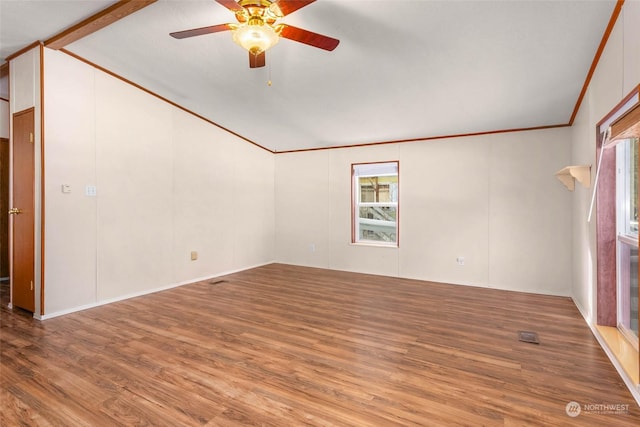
[1,264,639,426]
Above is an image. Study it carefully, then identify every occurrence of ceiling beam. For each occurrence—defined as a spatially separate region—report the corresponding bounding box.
[5,41,42,62]
[45,0,157,50]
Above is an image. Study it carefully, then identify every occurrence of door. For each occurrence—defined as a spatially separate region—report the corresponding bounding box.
[10,108,35,312]
[1,138,9,278]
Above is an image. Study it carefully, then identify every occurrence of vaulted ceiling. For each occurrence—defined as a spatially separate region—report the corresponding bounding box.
[0,0,619,152]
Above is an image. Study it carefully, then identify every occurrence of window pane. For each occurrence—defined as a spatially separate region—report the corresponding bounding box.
[358,206,397,243]
[359,206,397,222]
[358,177,398,203]
[629,138,638,235]
[619,242,639,338]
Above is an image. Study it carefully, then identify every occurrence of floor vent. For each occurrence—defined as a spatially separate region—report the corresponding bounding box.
[518,330,540,344]
[209,280,228,285]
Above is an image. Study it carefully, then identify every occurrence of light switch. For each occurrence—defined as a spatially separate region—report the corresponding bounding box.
[191,251,198,261]
[61,184,71,194]
[85,185,97,197]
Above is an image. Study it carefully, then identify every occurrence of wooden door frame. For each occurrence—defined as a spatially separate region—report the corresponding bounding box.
[5,45,45,317]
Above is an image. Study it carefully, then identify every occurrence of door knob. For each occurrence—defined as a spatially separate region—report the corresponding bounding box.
[8,208,22,215]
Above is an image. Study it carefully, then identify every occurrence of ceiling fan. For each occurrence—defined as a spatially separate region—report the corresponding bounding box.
[170,0,340,68]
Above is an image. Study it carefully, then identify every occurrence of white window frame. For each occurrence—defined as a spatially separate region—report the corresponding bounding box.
[352,161,399,247]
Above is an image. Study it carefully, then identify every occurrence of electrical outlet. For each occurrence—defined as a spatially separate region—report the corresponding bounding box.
[456,256,465,266]
[309,243,316,253]
[190,251,198,261]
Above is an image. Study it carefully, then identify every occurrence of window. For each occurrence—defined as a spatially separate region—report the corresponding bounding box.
[616,136,639,346]
[352,162,398,246]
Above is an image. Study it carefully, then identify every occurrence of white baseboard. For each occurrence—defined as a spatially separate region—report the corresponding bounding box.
[39,261,274,320]
[330,265,572,297]
[572,298,589,322]
[572,297,640,407]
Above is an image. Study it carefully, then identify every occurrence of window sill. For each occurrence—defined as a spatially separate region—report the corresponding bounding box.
[351,242,398,249]
[596,325,639,385]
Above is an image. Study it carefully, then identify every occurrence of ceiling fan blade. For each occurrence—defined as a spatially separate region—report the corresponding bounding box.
[215,0,244,12]
[249,51,266,68]
[271,0,316,17]
[170,23,233,39]
[280,25,339,51]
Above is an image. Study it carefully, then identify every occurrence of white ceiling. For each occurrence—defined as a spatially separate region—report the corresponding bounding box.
[0,0,116,99]
[0,0,115,58]
[0,0,617,152]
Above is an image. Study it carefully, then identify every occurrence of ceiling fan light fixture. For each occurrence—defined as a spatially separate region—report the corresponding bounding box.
[232,18,280,55]
[171,0,339,68]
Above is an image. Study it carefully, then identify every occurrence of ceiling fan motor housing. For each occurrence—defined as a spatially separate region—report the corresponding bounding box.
[235,0,282,24]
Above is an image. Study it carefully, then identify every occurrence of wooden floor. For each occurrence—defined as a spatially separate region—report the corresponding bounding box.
[1,264,639,426]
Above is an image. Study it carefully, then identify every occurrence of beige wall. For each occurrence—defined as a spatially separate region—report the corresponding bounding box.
[571,0,640,322]
[276,127,572,295]
[43,49,274,316]
[44,50,97,312]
